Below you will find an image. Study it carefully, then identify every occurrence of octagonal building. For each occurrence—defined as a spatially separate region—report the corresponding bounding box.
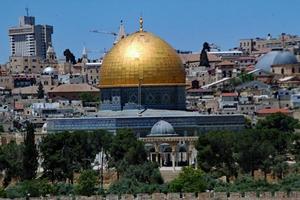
[99,18,186,110]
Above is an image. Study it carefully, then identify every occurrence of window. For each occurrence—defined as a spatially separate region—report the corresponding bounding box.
[292,68,295,73]
[281,68,284,75]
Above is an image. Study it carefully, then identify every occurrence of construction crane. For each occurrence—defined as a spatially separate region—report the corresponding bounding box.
[89,20,126,45]
[89,30,118,36]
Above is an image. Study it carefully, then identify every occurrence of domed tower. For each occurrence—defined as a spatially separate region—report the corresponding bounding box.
[99,18,186,110]
[46,44,57,62]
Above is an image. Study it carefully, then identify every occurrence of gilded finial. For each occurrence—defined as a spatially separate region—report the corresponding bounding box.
[139,16,143,32]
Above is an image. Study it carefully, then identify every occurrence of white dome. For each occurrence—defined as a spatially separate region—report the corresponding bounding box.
[256,51,298,72]
[148,120,176,136]
[43,66,57,75]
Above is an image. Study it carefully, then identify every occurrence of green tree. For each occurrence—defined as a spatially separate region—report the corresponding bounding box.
[76,170,98,196]
[80,92,99,104]
[0,124,4,133]
[40,130,112,183]
[196,131,237,182]
[5,179,54,198]
[279,173,300,191]
[290,133,300,162]
[239,73,254,83]
[108,162,165,194]
[37,82,44,99]
[109,129,147,177]
[0,187,6,198]
[0,141,23,186]
[168,167,207,193]
[22,122,38,180]
[256,112,299,132]
[234,129,276,177]
[272,155,289,179]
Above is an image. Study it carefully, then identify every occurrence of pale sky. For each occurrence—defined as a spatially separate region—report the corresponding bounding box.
[0,0,299,63]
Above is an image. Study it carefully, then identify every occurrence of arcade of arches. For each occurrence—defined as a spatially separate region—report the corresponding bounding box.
[139,120,198,171]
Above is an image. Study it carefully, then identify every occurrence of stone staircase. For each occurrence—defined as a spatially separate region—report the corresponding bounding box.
[160,168,181,182]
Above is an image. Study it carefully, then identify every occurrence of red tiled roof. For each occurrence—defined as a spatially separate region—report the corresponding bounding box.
[256,108,292,114]
[245,65,255,72]
[221,92,238,97]
[179,53,222,63]
[14,102,24,110]
[49,83,99,93]
[216,60,235,66]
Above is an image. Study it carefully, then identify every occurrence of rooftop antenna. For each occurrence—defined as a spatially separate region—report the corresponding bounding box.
[25,6,29,16]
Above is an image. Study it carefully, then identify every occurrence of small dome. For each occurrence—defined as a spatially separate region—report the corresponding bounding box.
[256,51,298,72]
[148,120,176,137]
[43,66,57,75]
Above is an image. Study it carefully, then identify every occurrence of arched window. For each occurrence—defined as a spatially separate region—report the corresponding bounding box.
[281,68,284,75]
[292,68,295,74]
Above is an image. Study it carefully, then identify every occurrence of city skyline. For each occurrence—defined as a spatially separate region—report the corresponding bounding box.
[0,0,300,63]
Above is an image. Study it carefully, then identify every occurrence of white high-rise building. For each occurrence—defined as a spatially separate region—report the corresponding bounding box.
[8,16,53,59]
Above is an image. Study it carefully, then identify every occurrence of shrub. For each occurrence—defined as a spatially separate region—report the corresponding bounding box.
[5,179,53,198]
[168,167,207,193]
[75,170,98,196]
[53,182,74,196]
[0,187,6,198]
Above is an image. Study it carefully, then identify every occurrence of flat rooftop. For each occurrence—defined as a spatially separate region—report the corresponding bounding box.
[80,109,243,119]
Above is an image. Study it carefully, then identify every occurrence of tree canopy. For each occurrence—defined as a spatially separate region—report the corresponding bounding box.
[108,129,147,175]
[22,122,38,181]
[0,141,23,187]
[40,130,112,183]
[168,167,207,193]
[196,131,237,182]
[256,112,299,132]
[37,82,44,99]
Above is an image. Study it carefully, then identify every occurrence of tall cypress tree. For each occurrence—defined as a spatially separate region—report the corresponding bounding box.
[37,82,44,99]
[22,122,38,180]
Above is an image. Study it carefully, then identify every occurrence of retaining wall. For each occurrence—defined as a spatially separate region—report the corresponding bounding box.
[2,191,300,200]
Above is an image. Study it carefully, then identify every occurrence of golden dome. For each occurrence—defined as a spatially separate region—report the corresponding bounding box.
[99,31,186,88]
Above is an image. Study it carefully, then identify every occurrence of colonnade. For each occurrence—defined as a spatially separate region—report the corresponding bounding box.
[140,137,198,171]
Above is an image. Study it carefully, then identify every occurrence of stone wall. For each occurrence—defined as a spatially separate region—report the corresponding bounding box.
[2,192,300,200]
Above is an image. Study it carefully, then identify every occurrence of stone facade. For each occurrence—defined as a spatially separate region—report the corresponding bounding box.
[4,192,300,200]
[8,56,59,74]
[100,86,186,110]
[271,63,300,76]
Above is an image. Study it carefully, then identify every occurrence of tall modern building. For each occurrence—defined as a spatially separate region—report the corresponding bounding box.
[8,16,53,59]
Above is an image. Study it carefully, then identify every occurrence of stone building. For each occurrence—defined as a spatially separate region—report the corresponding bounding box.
[8,45,59,74]
[48,83,99,100]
